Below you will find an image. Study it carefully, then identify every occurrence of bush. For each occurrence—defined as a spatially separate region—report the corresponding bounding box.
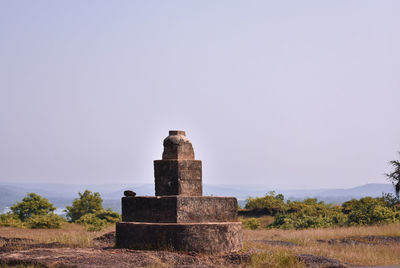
[245,192,286,215]
[243,191,400,230]
[344,197,399,225]
[242,217,261,230]
[1,193,65,229]
[75,209,121,231]
[272,200,347,229]
[0,213,25,228]
[11,193,56,221]
[77,213,107,231]
[95,209,121,223]
[65,190,121,231]
[269,196,400,229]
[27,214,66,229]
[65,190,104,222]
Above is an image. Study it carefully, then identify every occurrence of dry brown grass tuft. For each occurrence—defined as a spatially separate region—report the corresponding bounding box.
[1,223,400,267]
[0,223,114,248]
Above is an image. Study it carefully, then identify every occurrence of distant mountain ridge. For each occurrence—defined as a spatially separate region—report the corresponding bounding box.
[0,182,395,213]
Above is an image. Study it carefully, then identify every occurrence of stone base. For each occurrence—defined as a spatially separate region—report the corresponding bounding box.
[116,222,242,253]
[122,196,238,223]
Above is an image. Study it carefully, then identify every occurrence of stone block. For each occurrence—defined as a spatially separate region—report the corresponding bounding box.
[122,196,238,223]
[154,160,202,196]
[162,130,195,160]
[116,222,243,253]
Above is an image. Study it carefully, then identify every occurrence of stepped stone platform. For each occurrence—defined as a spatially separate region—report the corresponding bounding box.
[116,130,243,252]
[122,196,238,223]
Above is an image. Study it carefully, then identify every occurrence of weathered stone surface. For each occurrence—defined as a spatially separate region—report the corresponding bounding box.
[122,196,238,223]
[162,130,194,160]
[116,222,243,253]
[154,160,202,196]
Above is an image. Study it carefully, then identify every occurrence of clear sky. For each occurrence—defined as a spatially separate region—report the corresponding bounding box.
[1,1,399,189]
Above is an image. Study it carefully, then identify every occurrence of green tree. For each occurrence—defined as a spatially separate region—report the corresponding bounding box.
[10,193,56,221]
[385,152,400,197]
[245,191,286,215]
[65,190,103,222]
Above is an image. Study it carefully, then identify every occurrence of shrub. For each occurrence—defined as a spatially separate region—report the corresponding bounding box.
[65,190,121,231]
[242,217,261,230]
[270,196,400,229]
[77,213,107,232]
[271,198,347,229]
[344,197,399,225]
[65,190,103,222]
[95,209,121,223]
[75,209,121,231]
[0,213,25,228]
[2,193,65,229]
[27,214,66,229]
[11,193,56,221]
[245,192,286,215]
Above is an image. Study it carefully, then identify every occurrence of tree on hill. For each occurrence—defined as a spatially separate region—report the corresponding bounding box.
[4,193,65,229]
[11,193,56,221]
[385,152,400,197]
[65,190,103,222]
[65,190,121,231]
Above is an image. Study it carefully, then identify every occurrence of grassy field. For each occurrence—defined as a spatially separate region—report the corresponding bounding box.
[244,223,400,267]
[0,223,114,248]
[0,223,399,267]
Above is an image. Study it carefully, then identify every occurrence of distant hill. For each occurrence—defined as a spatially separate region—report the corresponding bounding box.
[0,182,395,213]
[279,183,395,202]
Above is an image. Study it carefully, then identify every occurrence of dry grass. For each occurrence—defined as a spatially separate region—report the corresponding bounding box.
[1,223,400,266]
[0,223,114,247]
[244,222,400,242]
[250,248,305,268]
[244,223,400,266]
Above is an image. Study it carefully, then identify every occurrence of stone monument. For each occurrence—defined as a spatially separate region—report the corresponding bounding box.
[116,130,242,252]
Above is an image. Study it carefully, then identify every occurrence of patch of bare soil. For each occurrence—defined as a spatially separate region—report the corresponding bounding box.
[297,254,348,268]
[317,235,400,246]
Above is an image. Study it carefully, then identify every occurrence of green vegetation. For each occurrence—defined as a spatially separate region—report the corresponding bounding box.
[0,213,25,228]
[65,190,104,222]
[26,214,65,229]
[0,190,120,231]
[65,190,120,231]
[272,198,347,229]
[0,193,65,229]
[343,196,399,225]
[246,191,285,215]
[242,217,261,230]
[243,192,400,229]
[386,152,400,197]
[11,193,56,221]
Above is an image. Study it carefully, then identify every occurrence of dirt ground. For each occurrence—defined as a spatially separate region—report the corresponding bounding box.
[0,232,354,267]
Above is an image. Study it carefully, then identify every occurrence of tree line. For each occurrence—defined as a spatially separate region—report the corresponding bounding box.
[0,190,120,231]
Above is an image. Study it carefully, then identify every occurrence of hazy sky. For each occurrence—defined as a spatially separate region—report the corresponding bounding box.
[1,1,399,189]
